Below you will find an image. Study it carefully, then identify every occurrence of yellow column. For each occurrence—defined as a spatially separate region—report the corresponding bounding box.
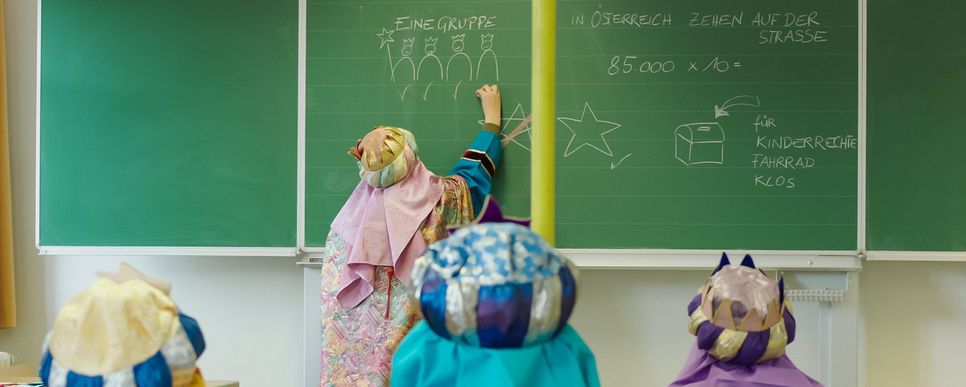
[0,0,17,328]
[531,0,556,243]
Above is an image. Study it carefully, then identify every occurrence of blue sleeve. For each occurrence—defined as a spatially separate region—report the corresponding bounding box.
[449,130,502,214]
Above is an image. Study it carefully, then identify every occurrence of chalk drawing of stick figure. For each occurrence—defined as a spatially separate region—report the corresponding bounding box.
[446,34,473,81]
[476,34,499,81]
[417,37,444,81]
[391,37,416,83]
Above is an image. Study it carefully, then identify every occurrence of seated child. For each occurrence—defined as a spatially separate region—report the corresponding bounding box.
[392,199,600,387]
[39,263,206,387]
[670,253,822,387]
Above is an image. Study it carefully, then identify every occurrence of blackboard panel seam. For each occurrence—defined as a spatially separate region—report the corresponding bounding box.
[857,0,867,252]
[297,0,308,249]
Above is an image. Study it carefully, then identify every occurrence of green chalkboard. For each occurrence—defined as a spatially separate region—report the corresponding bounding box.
[305,0,532,247]
[867,0,966,251]
[40,0,298,247]
[306,0,859,250]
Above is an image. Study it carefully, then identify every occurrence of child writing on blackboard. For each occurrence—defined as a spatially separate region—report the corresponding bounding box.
[319,85,504,386]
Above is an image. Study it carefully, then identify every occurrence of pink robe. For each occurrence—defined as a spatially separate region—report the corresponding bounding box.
[319,176,474,386]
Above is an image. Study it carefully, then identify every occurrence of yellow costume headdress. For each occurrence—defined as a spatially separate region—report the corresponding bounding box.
[41,265,206,386]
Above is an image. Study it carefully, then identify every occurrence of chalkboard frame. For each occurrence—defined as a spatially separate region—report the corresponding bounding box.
[34,0,890,267]
[862,0,966,260]
[294,0,865,269]
[34,0,301,257]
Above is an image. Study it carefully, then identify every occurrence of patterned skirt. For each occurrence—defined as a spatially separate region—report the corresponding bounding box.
[319,231,418,387]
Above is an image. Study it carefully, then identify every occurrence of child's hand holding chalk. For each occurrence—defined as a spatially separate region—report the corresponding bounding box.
[476,84,501,128]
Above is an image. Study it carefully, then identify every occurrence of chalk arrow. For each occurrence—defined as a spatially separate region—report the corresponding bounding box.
[714,95,760,118]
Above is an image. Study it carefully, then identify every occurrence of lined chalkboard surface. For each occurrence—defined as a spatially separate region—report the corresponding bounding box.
[40,0,298,247]
[867,0,966,251]
[306,0,859,250]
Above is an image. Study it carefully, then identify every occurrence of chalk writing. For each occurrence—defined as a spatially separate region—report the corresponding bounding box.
[755,175,797,189]
[606,56,746,76]
[756,135,858,150]
[753,114,777,132]
[608,56,675,76]
[751,12,820,27]
[758,29,828,44]
[751,154,816,169]
[393,16,497,33]
[689,12,744,27]
[377,15,502,98]
[590,11,672,28]
[569,9,831,45]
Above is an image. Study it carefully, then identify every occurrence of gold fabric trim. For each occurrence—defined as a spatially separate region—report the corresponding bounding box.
[360,127,407,171]
[708,329,747,361]
[758,319,789,363]
[688,307,709,336]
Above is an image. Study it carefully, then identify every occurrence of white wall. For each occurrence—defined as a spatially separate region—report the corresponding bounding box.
[860,261,966,387]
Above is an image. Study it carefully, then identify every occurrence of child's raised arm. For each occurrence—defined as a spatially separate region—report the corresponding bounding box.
[451,84,505,213]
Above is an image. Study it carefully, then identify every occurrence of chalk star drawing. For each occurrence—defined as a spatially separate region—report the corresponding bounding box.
[377,27,395,49]
[558,102,621,157]
[478,103,532,151]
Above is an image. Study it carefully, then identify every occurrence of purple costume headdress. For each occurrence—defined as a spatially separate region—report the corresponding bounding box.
[688,253,793,365]
[670,253,823,387]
